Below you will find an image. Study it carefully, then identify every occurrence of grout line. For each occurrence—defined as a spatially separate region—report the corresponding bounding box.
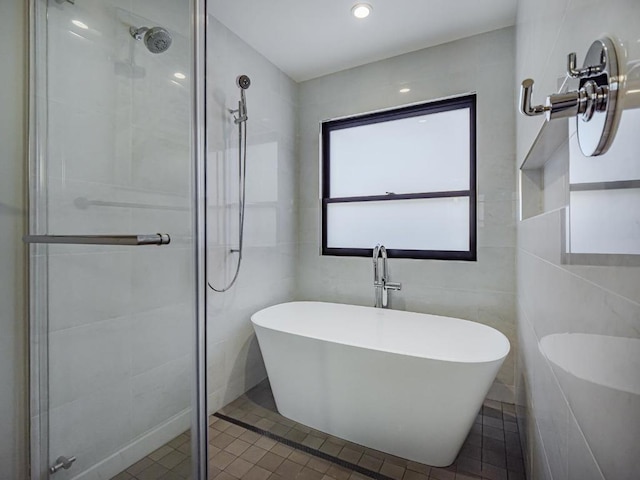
[519,248,640,310]
[213,412,395,480]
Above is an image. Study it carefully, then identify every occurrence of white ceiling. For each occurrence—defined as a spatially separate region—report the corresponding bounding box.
[209,0,517,82]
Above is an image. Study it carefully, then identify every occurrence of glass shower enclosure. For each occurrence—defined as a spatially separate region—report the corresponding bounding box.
[27,0,207,478]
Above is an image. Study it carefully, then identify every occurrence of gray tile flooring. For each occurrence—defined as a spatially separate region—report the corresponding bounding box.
[112,381,525,480]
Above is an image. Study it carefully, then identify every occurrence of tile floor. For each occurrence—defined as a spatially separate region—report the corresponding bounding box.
[112,381,525,480]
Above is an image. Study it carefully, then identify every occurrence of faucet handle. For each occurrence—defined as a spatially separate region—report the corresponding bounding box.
[381,281,401,308]
[520,79,549,117]
[567,51,605,78]
[385,281,402,291]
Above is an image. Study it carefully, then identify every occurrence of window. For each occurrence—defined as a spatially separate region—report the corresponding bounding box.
[321,94,476,260]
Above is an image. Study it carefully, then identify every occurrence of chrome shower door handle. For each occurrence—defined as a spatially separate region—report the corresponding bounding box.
[23,233,171,246]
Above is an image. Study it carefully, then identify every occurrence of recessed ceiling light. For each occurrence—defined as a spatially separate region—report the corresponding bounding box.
[351,3,372,19]
[174,72,186,79]
[399,87,411,93]
[72,20,89,29]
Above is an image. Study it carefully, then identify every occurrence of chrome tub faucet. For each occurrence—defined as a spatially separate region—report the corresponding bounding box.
[373,244,401,308]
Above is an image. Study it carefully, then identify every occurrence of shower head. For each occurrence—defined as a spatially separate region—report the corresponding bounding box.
[130,26,172,54]
[144,27,172,53]
[236,75,251,90]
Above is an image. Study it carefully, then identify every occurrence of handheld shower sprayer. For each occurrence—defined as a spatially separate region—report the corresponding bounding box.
[238,90,248,124]
[237,75,251,89]
[230,75,251,124]
[208,75,252,293]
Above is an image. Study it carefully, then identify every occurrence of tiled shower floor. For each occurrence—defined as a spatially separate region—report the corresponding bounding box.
[112,381,525,480]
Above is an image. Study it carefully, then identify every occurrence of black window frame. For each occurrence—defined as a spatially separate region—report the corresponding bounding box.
[321,94,477,261]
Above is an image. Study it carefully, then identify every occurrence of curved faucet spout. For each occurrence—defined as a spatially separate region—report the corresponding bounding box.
[373,244,382,307]
[379,245,388,282]
[373,244,381,282]
[373,244,400,308]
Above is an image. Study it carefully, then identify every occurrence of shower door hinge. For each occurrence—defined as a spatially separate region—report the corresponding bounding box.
[50,456,76,474]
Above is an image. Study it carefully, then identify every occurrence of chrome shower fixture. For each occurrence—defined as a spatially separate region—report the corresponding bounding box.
[237,75,251,90]
[230,75,251,124]
[129,26,172,54]
[208,75,252,293]
[519,36,621,156]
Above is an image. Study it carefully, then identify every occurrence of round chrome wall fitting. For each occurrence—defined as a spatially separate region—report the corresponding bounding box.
[576,37,621,157]
[519,36,624,157]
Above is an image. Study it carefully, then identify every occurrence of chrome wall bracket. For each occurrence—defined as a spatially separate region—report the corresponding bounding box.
[520,37,621,156]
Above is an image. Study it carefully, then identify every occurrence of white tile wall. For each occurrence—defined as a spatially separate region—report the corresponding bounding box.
[515,2,640,478]
[0,1,27,479]
[205,16,298,413]
[296,27,518,402]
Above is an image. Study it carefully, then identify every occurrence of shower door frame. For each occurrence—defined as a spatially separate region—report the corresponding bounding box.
[192,0,209,478]
[26,0,209,478]
[27,1,50,476]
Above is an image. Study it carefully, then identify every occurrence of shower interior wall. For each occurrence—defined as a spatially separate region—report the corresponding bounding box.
[205,15,299,414]
[515,1,640,479]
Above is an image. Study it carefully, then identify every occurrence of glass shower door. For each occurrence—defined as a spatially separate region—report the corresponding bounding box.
[28,0,201,478]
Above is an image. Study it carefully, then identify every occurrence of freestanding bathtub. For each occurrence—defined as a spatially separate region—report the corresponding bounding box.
[251,301,510,466]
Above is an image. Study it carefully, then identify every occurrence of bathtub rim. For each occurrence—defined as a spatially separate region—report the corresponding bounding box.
[251,300,510,365]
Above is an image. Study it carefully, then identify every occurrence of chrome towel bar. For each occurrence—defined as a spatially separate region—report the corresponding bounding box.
[23,233,171,246]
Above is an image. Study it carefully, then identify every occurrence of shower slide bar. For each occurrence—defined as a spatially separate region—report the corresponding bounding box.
[23,233,171,246]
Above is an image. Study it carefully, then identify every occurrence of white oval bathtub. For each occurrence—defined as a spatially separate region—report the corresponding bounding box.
[251,301,510,466]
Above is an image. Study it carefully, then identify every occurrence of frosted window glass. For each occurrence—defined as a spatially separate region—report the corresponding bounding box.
[330,108,470,197]
[327,197,470,251]
[570,189,640,255]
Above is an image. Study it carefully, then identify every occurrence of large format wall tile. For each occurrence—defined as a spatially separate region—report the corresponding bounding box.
[205,16,298,413]
[515,1,640,478]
